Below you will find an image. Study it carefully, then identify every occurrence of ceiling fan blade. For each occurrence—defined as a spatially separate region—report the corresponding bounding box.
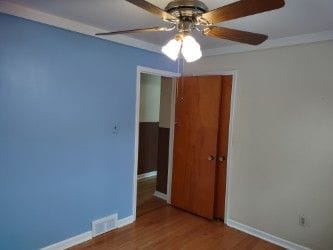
[201,0,285,24]
[125,0,176,21]
[204,26,268,45]
[96,27,172,36]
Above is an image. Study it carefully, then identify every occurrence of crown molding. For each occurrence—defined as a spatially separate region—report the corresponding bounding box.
[1,1,333,58]
[0,1,161,54]
[203,30,333,57]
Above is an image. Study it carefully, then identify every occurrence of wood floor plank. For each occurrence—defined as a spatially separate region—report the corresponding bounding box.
[136,176,167,217]
[71,206,282,250]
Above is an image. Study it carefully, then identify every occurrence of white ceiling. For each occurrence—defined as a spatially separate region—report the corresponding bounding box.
[3,0,333,50]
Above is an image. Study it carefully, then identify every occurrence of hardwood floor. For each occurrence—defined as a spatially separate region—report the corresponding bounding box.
[137,176,157,207]
[71,205,282,250]
[136,176,167,217]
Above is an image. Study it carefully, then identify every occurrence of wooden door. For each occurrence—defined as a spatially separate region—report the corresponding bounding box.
[171,76,222,219]
[214,75,233,219]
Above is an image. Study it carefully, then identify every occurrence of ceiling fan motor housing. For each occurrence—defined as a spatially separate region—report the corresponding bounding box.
[165,0,208,18]
[165,0,209,33]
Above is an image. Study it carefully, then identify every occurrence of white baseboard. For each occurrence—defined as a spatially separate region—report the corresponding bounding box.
[40,231,92,250]
[226,219,311,250]
[40,215,134,250]
[137,171,157,180]
[154,191,167,201]
[117,215,135,228]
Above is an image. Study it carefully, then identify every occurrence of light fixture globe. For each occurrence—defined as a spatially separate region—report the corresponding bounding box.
[162,38,182,61]
[162,34,202,63]
[181,35,202,62]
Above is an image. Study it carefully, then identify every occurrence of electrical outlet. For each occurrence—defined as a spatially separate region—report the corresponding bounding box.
[298,214,308,227]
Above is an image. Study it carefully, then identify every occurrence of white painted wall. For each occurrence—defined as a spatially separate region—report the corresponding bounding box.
[139,73,161,122]
[184,41,333,250]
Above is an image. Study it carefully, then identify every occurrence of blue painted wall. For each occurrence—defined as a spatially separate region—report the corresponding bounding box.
[0,13,178,250]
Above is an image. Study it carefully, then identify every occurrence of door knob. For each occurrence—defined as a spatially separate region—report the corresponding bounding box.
[218,156,226,162]
[208,155,215,161]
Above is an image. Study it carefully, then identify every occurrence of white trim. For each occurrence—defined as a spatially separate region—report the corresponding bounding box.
[40,215,134,250]
[0,1,161,54]
[133,66,180,220]
[117,215,135,228]
[225,71,238,221]
[132,68,141,220]
[137,66,181,78]
[226,219,311,250]
[1,1,332,57]
[166,78,177,204]
[154,191,168,201]
[40,231,92,250]
[203,30,333,57]
[137,171,157,180]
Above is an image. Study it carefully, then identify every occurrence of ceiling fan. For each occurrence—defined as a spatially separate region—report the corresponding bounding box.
[96,0,285,62]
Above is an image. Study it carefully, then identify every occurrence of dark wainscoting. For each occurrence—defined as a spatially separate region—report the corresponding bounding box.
[138,122,159,175]
[138,123,170,194]
[156,127,170,194]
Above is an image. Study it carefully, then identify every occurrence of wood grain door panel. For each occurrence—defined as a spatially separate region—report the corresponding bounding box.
[214,75,233,219]
[171,76,222,219]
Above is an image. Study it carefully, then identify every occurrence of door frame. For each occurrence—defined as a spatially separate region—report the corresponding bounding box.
[132,66,180,219]
[183,70,238,222]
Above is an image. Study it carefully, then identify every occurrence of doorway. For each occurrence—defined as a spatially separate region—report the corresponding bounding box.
[133,66,179,219]
[133,68,236,222]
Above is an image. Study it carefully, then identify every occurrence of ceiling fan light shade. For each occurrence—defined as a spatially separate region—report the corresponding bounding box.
[181,35,202,62]
[162,38,182,61]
